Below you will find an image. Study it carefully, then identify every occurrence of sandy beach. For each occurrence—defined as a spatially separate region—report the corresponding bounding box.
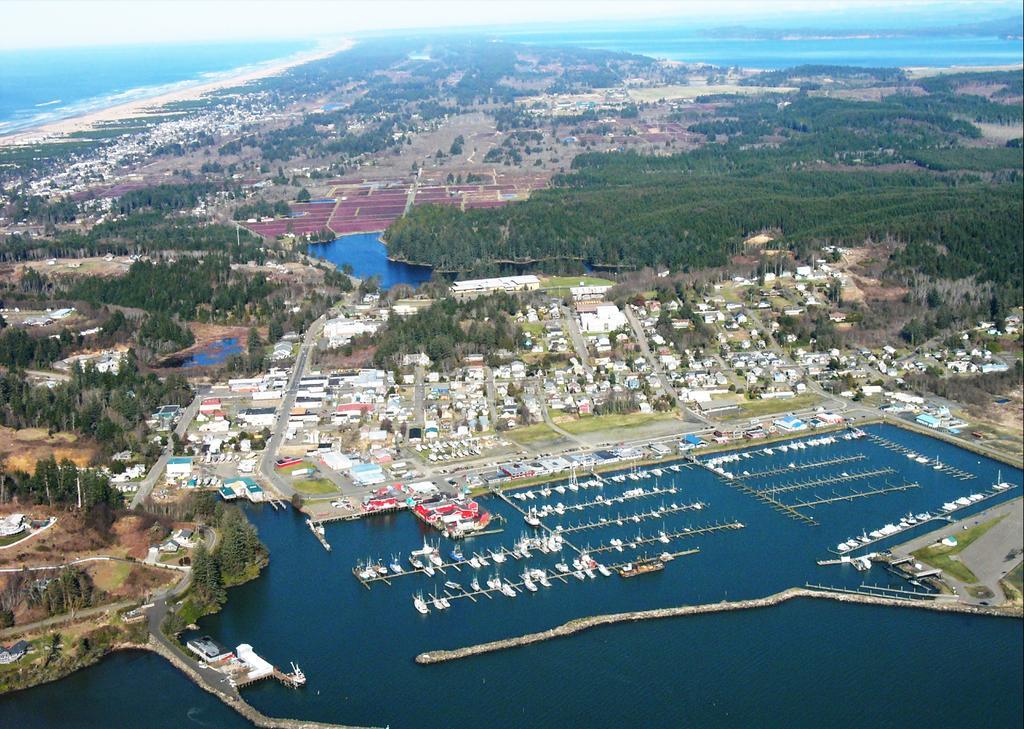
[0,38,354,147]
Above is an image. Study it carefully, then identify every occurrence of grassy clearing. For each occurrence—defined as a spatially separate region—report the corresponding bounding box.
[90,561,133,591]
[540,275,615,291]
[736,394,821,419]
[294,479,338,495]
[506,422,560,445]
[559,411,675,435]
[912,515,1007,583]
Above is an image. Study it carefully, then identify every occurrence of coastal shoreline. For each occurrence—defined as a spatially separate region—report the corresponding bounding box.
[0,39,354,147]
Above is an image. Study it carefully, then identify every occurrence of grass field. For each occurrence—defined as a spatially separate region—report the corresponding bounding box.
[736,394,821,419]
[540,275,615,291]
[559,411,675,435]
[294,479,339,495]
[912,515,1007,584]
[506,423,560,445]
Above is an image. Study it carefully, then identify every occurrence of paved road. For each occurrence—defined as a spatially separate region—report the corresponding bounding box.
[559,302,592,374]
[623,304,710,427]
[891,497,1023,605]
[259,314,329,500]
[146,526,238,700]
[131,391,206,508]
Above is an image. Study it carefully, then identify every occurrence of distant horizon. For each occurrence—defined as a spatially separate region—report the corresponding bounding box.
[5,0,1023,50]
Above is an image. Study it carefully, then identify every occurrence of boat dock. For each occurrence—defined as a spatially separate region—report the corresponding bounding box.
[584,521,744,554]
[410,550,701,610]
[804,582,939,601]
[550,502,709,535]
[717,474,820,526]
[827,481,1018,555]
[866,433,975,480]
[306,519,330,551]
[757,467,897,495]
[524,484,682,513]
[739,454,867,480]
[788,480,920,509]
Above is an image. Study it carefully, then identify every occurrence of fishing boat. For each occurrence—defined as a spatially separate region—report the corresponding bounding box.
[431,593,446,610]
[491,550,506,563]
[522,573,538,592]
[478,553,490,566]
[444,580,461,591]
[468,556,481,569]
[500,582,517,597]
[597,563,612,577]
[555,562,570,573]
[413,593,429,614]
[409,556,425,570]
[429,552,443,566]
[389,556,404,574]
[619,558,665,577]
[470,577,481,591]
[486,575,502,590]
[524,507,542,527]
[535,570,552,588]
[423,564,435,576]
[450,546,464,562]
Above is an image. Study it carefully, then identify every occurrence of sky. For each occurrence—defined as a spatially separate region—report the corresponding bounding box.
[5,0,1021,49]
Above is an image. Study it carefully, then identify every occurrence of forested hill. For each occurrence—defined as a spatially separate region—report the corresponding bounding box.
[384,83,1023,298]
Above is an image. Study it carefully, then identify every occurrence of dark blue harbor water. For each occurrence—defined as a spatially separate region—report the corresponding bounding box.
[3,424,1021,727]
[180,336,243,368]
[307,233,433,290]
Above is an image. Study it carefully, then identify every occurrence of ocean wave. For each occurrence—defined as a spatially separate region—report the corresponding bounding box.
[34,99,62,107]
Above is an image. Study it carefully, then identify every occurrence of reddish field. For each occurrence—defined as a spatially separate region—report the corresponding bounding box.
[242,173,551,239]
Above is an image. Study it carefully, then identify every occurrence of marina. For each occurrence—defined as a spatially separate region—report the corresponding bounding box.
[21,422,1016,729]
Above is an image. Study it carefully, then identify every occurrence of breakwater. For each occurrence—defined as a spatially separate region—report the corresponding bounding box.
[416,587,1022,664]
[144,638,377,729]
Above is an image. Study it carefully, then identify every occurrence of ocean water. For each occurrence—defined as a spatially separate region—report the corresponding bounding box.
[4,424,1019,727]
[500,28,1024,68]
[0,40,313,135]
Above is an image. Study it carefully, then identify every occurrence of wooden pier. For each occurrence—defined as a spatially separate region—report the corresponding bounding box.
[525,485,681,513]
[826,482,1018,555]
[551,502,709,535]
[758,467,897,495]
[866,433,975,480]
[739,454,868,480]
[306,519,330,551]
[718,474,819,526]
[584,521,744,555]
[804,582,938,601]
[789,480,920,509]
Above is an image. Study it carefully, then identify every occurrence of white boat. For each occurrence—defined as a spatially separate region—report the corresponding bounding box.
[431,594,445,610]
[597,563,612,577]
[555,485,566,494]
[491,550,506,563]
[389,559,404,574]
[658,531,671,544]
[444,580,461,591]
[572,569,585,581]
[478,554,490,566]
[468,556,481,569]
[429,553,443,566]
[522,574,538,592]
[555,562,570,573]
[409,556,424,569]
[413,594,429,614]
[584,568,596,579]
[424,564,435,576]
[486,575,502,590]
[659,552,673,562]
[470,577,481,591]
[500,582,517,597]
